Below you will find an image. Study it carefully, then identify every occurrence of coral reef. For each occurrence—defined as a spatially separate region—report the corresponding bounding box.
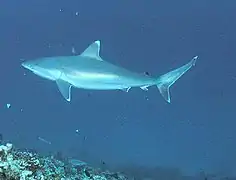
[0,143,128,180]
[1,143,235,180]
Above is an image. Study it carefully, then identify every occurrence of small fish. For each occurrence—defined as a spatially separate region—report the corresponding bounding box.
[84,169,92,178]
[69,158,87,166]
[0,133,2,144]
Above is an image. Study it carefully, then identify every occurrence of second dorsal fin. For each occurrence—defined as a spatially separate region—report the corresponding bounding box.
[81,40,103,61]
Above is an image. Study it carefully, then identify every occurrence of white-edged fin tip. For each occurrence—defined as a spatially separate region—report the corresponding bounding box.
[192,56,198,66]
[156,56,197,103]
[56,79,72,102]
[94,40,100,47]
[81,40,102,61]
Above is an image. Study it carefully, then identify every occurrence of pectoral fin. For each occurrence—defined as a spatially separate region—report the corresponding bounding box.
[56,79,72,102]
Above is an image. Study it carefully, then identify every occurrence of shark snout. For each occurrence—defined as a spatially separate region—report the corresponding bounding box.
[21,62,29,68]
[21,62,28,68]
[21,61,35,71]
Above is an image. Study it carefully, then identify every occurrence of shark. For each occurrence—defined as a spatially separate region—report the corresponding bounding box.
[22,40,197,103]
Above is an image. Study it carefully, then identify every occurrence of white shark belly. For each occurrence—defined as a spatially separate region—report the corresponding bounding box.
[74,82,128,90]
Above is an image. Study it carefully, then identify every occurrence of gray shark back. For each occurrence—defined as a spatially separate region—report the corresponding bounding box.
[59,55,152,81]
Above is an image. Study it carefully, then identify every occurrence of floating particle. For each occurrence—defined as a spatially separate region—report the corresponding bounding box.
[6,104,11,109]
[38,136,51,145]
[75,12,79,16]
[75,129,79,133]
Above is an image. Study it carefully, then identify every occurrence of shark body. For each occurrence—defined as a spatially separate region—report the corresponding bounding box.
[22,40,197,102]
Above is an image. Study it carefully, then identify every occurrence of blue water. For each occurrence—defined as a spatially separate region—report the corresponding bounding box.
[1,0,236,178]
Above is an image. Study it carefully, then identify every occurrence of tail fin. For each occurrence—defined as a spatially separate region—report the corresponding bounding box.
[156,56,198,103]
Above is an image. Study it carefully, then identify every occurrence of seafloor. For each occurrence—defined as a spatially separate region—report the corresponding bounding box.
[0,143,129,180]
[0,142,235,180]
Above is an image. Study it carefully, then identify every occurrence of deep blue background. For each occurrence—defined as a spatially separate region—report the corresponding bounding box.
[1,0,236,178]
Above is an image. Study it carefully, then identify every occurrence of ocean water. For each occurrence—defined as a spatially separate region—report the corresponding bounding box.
[0,0,236,178]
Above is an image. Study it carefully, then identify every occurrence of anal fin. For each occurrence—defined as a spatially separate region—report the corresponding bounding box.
[56,79,72,102]
[121,87,131,92]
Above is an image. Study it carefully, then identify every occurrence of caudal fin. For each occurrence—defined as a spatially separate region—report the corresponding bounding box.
[156,56,198,103]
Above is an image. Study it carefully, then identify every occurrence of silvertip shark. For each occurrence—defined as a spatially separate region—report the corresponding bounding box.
[22,40,197,103]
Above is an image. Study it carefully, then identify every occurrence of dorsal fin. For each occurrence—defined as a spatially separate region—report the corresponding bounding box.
[81,40,103,61]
